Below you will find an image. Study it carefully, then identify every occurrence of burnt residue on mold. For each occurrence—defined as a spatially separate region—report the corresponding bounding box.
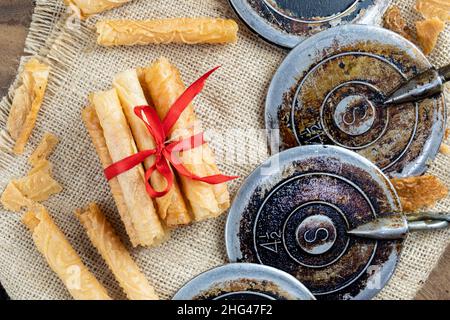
[237,153,402,300]
[193,278,290,300]
[275,40,444,177]
[247,0,375,37]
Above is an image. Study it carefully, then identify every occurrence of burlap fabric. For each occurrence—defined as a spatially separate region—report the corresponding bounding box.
[0,0,448,300]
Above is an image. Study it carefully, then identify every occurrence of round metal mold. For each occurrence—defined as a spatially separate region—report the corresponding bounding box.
[265,25,446,178]
[225,145,403,300]
[228,0,390,48]
[172,263,315,300]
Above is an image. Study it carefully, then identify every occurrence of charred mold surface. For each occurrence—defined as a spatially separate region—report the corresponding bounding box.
[275,40,445,177]
[237,152,402,300]
[247,0,376,36]
[193,278,290,300]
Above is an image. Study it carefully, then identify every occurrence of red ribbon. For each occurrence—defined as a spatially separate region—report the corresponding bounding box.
[104,67,237,198]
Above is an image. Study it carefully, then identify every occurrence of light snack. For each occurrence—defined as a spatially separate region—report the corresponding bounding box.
[142,57,230,221]
[383,6,416,43]
[90,89,166,246]
[391,175,448,212]
[65,0,133,19]
[7,58,50,154]
[113,69,192,227]
[96,18,239,46]
[82,106,139,246]
[28,132,59,166]
[416,17,445,55]
[76,203,159,300]
[1,150,62,212]
[415,0,450,22]
[22,205,111,300]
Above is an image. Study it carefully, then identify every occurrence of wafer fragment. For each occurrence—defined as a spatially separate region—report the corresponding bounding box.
[76,203,159,300]
[1,160,62,212]
[28,132,59,166]
[82,106,139,247]
[96,18,239,46]
[90,89,166,246]
[22,205,111,300]
[65,0,133,19]
[383,6,416,43]
[416,17,445,55]
[391,175,448,212]
[415,0,450,22]
[142,57,231,221]
[7,58,50,154]
[113,69,192,227]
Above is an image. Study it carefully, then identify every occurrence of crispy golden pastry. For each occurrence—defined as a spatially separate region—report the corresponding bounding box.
[76,203,159,300]
[1,160,62,212]
[96,18,239,46]
[7,58,50,154]
[142,58,230,221]
[440,143,450,155]
[22,205,111,300]
[28,132,59,166]
[113,69,192,227]
[415,0,450,22]
[383,6,416,43]
[65,0,133,19]
[91,89,166,246]
[391,175,448,212]
[82,106,139,247]
[0,182,33,212]
[416,17,445,55]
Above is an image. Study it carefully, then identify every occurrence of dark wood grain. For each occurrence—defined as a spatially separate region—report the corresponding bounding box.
[0,0,34,97]
[0,0,448,301]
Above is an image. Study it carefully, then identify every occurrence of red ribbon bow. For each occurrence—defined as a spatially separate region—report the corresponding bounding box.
[104,67,237,198]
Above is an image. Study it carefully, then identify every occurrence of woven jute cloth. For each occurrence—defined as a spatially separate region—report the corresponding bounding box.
[0,0,448,300]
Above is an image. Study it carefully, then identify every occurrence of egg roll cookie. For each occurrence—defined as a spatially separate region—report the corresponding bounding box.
[65,0,133,19]
[96,18,238,46]
[82,106,139,247]
[22,205,111,300]
[91,89,166,246]
[76,203,159,300]
[113,69,192,227]
[142,57,230,221]
[7,58,50,154]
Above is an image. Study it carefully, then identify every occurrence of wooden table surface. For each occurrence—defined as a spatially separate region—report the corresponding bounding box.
[0,0,449,300]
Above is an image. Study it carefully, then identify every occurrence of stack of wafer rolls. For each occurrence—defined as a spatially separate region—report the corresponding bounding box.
[142,57,230,221]
[85,90,167,247]
[83,58,231,247]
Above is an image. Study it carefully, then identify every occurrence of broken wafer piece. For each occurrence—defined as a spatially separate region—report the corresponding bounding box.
[65,0,133,19]
[383,6,416,43]
[23,205,111,300]
[96,18,239,46]
[391,175,448,212]
[415,0,450,22]
[416,17,445,55]
[76,203,159,300]
[28,132,59,166]
[7,58,50,154]
[1,160,62,212]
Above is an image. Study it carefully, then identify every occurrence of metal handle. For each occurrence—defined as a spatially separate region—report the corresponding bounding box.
[438,64,450,82]
[408,220,449,232]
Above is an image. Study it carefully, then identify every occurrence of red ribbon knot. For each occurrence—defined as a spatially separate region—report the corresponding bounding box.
[104,66,237,198]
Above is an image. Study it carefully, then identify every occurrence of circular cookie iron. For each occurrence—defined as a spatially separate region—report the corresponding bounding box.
[265,24,446,178]
[229,0,390,48]
[226,145,405,300]
[172,263,315,300]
